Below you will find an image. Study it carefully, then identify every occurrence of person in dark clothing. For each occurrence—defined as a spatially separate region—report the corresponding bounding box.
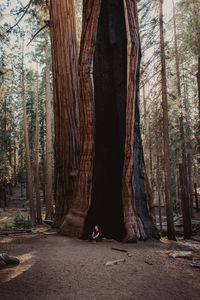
[92,225,101,243]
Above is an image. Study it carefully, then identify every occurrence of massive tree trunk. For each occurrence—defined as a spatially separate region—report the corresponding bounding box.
[59,0,156,242]
[50,0,80,227]
[159,0,176,240]
[22,39,35,224]
[45,34,54,220]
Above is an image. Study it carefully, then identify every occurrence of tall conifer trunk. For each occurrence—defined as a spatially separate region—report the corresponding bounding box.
[50,0,80,227]
[45,34,54,220]
[59,0,156,242]
[197,56,200,143]
[172,0,192,219]
[35,65,42,224]
[22,38,35,224]
[159,0,176,240]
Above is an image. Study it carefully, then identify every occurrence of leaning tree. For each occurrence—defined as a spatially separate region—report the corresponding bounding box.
[50,0,156,242]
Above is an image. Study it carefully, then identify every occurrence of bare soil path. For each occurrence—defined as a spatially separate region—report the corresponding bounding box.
[0,233,200,300]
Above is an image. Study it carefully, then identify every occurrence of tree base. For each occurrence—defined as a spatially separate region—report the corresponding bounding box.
[59,209,86,237]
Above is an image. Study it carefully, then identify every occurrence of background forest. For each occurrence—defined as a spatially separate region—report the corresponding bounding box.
[0,0,200,235]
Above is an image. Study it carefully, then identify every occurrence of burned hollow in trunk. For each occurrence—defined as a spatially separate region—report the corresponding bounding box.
[84,0,133,241]
[60,0,155,242]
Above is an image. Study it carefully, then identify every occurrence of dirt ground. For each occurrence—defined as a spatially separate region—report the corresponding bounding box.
[0,233,200,300]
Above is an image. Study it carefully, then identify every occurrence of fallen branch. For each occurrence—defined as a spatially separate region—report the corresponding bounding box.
[144,260,153,265]
[111,247,128,253]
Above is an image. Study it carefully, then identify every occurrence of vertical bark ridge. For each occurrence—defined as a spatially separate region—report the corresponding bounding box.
[22,39,35,224]
[59,0,101,236]
[50,0,80,227]
[35,66,42,224]
[59,0,156,241]
[122,0,154,241]
[45,35,54,220]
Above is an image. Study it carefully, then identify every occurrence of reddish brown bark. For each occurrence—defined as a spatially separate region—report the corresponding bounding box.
[59,0,101,236]
[60,0,155,242]
[179,162,192,239]
[22,39,35,224]
[35,66,42,224]
[50,0,80,227]
[159,0,176,240]
[45,34,54,220]
[197,56,200,143]
[156,118,163,237]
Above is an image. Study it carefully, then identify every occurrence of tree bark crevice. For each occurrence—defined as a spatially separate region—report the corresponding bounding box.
[56,0,156,242]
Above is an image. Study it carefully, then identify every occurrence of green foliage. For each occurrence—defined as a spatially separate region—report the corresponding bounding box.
[14,214,32,229]
[178,0,200,56]
[0,221,12,231]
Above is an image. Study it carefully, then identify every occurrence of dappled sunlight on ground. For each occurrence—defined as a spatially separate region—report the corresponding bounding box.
[0,250,36,283]
[0,235,200,300]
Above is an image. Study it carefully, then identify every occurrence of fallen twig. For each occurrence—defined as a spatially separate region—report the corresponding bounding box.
[111,247,128,253]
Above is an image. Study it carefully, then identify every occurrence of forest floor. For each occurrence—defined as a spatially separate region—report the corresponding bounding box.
[0,233,200,300]
[0,187,200,300]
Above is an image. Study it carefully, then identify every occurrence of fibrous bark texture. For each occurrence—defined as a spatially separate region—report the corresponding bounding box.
[50,0,80,227]
[60,0,155,242]
[45,35,54,220]
[22,43,35,224]
[35,67,42,224]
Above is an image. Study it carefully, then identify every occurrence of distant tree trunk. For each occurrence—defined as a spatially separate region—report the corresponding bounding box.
[197,56,200,137]
[45,34,54,220]
[20,150,24,197]
[0,186,7,211]
[156,119,163,236]
[179,162,192,239]
[40,120,46,203]
[60,0,156,242]
[8,182,13,196]
[13,138,17,187]
[142,84,154,216]
[197,55,200,161]
[35,66,42,224]
[183,77,193,217]
[172,0,192,217]
[0,186,2,208]
[50,0,80,227]
[148,129,153,190]
[194,183,199,212]
[22,38,35,224]
[159,0,176,240]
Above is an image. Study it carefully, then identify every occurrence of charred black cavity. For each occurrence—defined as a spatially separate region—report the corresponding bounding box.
[83,0,154,241]
[83,0,127,241]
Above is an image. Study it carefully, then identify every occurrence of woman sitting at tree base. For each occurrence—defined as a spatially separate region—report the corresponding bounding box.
[92,225,101,243]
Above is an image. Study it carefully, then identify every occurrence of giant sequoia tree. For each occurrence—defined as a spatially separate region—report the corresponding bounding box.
[51,0,156,242]
[50,0,80,227]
